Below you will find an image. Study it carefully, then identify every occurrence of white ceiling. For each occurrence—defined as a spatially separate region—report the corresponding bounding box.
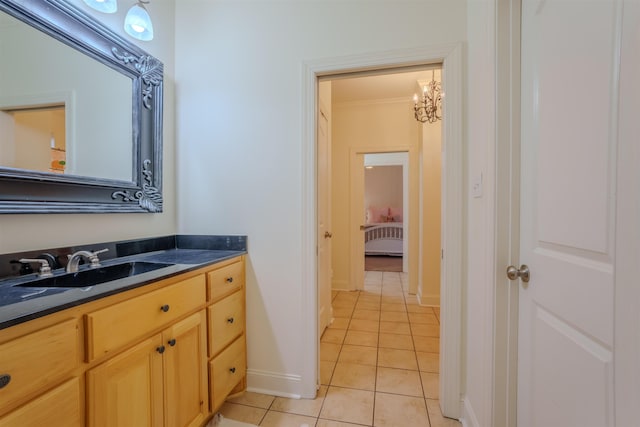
[330,68,442,104]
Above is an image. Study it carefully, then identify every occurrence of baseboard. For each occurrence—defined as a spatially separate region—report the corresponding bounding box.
[331,279,352,291]
[461,397,481,427]
[245,369,303,399]
[416,291,440,307]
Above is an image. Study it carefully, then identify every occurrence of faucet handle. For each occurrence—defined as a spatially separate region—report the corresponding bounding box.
[18,258,53,278]
[88,248,109,268]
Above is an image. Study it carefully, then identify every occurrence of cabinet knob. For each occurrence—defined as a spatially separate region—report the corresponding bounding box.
[225,277,234,283]
[156,345,166,354]
[229,367,236,374]
[227,317,235,324]
[0,374,11,389]
[160,304,170,312]
[168,338,176,347]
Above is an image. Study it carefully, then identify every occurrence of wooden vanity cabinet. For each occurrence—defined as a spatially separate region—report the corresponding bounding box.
[206,257,247,412]
[0,318,82,427]
[0,254,246,427]
[87,311,208,427]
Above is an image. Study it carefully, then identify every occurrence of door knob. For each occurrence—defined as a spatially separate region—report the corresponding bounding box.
[324,231,332,238]
[506,264,530,283]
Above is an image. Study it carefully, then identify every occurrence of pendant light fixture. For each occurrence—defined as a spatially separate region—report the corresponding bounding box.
[82,0,118,14]
[413,70,442,123]
[124,0,154,41]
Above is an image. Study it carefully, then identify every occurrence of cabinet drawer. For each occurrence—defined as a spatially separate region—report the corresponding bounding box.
[207,261,243,302]
[0,318,79,409]
[208,290,245,357]
[86,275,206,361]
[209,336,246,411]
[0,377,81,427]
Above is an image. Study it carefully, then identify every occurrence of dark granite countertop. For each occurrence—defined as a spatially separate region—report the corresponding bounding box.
[0,235,247,330]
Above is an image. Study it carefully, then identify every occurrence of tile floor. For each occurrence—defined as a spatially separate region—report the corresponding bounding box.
[218,271,461,427]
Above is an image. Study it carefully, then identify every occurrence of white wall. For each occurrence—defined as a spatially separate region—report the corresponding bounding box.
[175,0,467,398]
[464,0,497,425]
[0,0,177,254]
[365,165,403,216]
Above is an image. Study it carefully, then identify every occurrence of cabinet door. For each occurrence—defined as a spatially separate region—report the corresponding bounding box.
[163,311,208,427]
[0,377,82,427]
[87,335,164,427]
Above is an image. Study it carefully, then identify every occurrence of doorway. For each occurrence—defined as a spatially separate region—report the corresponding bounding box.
[363,152,409,275]
[302,44,463,419]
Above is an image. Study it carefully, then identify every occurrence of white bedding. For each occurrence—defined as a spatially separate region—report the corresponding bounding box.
[364,222,403,256]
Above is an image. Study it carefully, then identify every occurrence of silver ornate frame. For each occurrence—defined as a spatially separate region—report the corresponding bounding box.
[0,0,164,213]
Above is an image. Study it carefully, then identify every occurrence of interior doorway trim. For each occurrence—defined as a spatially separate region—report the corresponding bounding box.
[300,43,464,418]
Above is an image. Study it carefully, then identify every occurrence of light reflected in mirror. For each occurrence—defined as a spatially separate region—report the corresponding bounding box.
[0,9,133,182]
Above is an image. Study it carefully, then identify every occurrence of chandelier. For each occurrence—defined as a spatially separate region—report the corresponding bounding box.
[413,70,442,123]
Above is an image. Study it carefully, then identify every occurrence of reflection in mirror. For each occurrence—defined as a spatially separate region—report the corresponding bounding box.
[0,0,163,213]
[0,9,133,182]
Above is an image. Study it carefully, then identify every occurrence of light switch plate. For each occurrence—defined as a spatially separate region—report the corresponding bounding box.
[472,173,483,198]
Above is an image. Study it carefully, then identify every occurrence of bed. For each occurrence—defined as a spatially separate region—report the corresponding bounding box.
[364,222,403,256]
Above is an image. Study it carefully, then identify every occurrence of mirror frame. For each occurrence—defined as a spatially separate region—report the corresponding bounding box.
[0,0,163,213]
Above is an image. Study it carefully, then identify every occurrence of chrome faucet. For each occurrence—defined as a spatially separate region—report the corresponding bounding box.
[66,248,108,273]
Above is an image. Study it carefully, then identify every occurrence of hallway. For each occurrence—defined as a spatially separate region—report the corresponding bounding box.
[217,271,460,426]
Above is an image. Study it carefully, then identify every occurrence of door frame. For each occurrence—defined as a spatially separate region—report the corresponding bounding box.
[300,43,464,418]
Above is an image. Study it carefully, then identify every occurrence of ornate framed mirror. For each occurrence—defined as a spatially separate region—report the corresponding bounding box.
[0,0,163,213]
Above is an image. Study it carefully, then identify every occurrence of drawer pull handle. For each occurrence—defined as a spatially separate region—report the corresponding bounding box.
[229,367,236,374]
[226,277,234,283]
[160,304,170,312]
[227,317,235,324]
[0,374,11,389]
[156,345,166,354]
[168,338,176,347]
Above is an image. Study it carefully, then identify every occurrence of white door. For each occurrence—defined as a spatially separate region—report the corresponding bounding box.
[317,107,332,336]
[517,0,621,425]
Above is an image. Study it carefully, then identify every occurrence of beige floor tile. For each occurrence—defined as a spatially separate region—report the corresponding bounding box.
[380,311,409,323]
[317,419,367,427]
[380,302,407,312]
[225,391,275,409]
[355,300,381,311]
[407,304,436,314]
[411,323,440,337]
[319,386,374,426]
[259,411,317,427]
[270,386,327,417]
[378,348,419,370]
[358,294,382,304]
[217,402,266,425]
[380,295,404,304]
[416,351,439,373]
[414,336,440,353]
[320,360,336,385]
[426,398,462,427]
[376,367,424,397]
[421,372,439,399]
[331,362,377,390]
[333,307,354,318]
[338,344,378,366]
[328,317,351,330]
[348,319,379,333]
[373,392,429,427]
[334,292,359,302]
[320,342,341,362]
[352,309,380,321]
[321,328,346,344]
[378,333,414,350]
[408,312,439,325]
[333,299,357,309]
[379,321,411,335]
[344,330,379,347]
[363,285,382,294]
